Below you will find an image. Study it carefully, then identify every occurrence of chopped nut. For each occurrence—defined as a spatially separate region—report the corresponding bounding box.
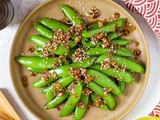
[68,84,76,94]
[69,68,87,82]
[72,47,88,62]
[101,37,109,48]
[85,75,94,83]
[52,82,61,89]
[54,89,66,97]
[77,102,85,108]
[86,6,101,19]
[82,87,92,95]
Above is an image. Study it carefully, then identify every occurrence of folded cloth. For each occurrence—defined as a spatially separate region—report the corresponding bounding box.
[149,102,160,117]
[123,0,160,39]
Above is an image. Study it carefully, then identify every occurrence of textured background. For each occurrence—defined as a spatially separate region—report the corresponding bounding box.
[0,0,160,120]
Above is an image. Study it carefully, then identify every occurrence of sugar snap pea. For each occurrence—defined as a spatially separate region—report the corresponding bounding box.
[87,82,116,110]
[86,47,132,57]
[32,57,96,88]
[87,69,122,96]
[48,57,96,78]
[27,67,45,74]
[41,85,51,94]
[46,75,74,101]
[59,83,83,117]
[15,56,58,69]
[118,81,126,92]
[74,95,89,120]
[92,64,133,84]
[39,18,69,32]
[82,18,125,38]
[29,35,76,55]
[60,4,85,27]
[45,92,70,109]
[90,93,108,111]
[33,23,54,39]
[32,77,57,88]
[110,39,131,46]
[96,54,145,73]
[29,35,50,47]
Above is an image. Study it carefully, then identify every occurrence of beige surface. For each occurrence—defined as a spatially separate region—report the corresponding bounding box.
[0,92,20,120]
[9,0,149,120]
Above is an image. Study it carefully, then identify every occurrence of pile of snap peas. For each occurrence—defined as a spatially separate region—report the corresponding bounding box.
[15,4,145,119]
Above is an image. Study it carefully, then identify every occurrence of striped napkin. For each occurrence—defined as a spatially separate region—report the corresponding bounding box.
[123,0,160,118]
[124,0,160,39]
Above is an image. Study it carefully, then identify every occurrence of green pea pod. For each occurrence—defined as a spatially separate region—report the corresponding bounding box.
[92,64,133,84]
[46,75,74,101]
[74,95,89,120]
[33,50,41,57]
[89,21,100,30]
[15,56,57,69]
[31,57,96,88]
[82,18,125,38]
[31,77,57,88]
[84,41,102,48]
[110,39,131,46]
[90,93,108,111]
[59,83,83,117]
[48,57,96,77]
[29,35,76,55]
[118,81,126,92]
[107,32,121,40]
[33,23,54,39]
[87,69,122,96]
[86,47,132,57]
[87,82,116,110]
[45,92,70,109]
[41,85,51,94]
[60,4,85,27]
[39,18,69,32]
[27,67,45,74]
[96,54,145,73]
[29,36,50,47]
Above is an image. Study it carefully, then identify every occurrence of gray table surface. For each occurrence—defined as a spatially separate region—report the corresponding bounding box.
[0,0,160,120]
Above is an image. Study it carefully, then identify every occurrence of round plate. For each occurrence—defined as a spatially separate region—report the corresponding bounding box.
[10,0,149,120]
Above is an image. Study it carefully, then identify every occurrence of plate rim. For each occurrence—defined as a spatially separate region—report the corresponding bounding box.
[9,0,150,120]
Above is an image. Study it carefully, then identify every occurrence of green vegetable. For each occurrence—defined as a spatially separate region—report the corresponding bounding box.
[29,36,50,47]
[32,77,57,88]
[48,57,97,78]
[118,81,126,92]
[59,83,83,117]
[110,39,131,46]
[96,54,145,73]
[15,56,57,69]
[74,95,89,120]
[46,75,74,101]
[90,93,108,111]
[87,82,116,110]
[87,69,122,96]
[41,85,51,94]
[82,18,125,38]
[60,4,85,27]
[45,92,70,109]
[86,47,132,57]
[33,23,54,39]
[39,18,69,32]
[92,64,133,84]
[27,67,45,74]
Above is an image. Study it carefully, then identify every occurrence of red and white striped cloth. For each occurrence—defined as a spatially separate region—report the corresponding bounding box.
[123,0,160,117]
[124,0,160,39]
